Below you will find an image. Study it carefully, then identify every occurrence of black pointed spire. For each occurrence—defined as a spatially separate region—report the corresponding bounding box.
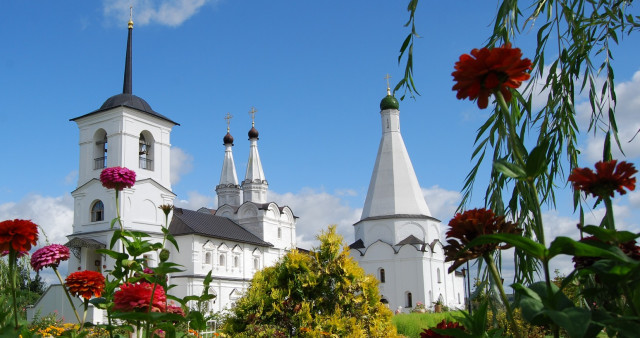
[123,12,133,94]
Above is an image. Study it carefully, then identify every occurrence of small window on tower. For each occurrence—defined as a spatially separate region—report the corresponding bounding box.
[379,268,386,283]
[277,228,282,239]
[91,200,104,222]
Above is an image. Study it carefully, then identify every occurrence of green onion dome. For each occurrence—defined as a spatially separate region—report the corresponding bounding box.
[380,94,399,110]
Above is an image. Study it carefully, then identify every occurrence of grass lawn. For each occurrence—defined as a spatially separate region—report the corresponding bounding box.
[392,311,463,338]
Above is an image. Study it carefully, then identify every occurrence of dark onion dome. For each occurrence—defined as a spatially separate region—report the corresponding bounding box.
[380,94,400,110]
[223,132,234,145]
[248,126,259,139]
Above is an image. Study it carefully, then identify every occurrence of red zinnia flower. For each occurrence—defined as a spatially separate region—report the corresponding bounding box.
[420,319,466,338]
[0,219,39,253]
[65,270,105,299]
[100,166,136,191]
[443,209,522,273]
[31,244,70,271]
[568,160,636,199]
[452,44,532,109]
[113,282,167,313]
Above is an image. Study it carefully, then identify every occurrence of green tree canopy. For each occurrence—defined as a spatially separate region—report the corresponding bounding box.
[223,225,398,337]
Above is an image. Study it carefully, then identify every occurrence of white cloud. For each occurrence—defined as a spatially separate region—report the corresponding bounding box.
[422,185,462,224]
[0,194,74,246]
[174,190,216,211]
[269,188,362,250]
[103,0,215,27]
[170,147,194,185]
[577,70,640,161]
[64,170,78,185]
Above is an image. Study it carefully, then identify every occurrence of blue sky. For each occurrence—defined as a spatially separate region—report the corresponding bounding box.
[1,1,639,280]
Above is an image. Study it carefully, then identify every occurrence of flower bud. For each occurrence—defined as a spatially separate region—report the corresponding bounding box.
[159,249,170,262]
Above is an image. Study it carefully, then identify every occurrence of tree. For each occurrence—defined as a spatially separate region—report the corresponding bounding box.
[223,226,398,337]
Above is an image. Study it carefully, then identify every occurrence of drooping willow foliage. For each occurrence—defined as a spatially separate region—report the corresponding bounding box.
[396,0,639,285]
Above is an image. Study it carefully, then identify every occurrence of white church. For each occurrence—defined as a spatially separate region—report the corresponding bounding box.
[28,19,465,323]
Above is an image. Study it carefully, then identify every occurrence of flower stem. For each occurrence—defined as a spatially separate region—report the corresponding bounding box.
[484,253,522,338]
[53,267,82,324]
[80,298,89,331]
[603,197,616,230]
[8,250,19,330]
[494,90,526,169]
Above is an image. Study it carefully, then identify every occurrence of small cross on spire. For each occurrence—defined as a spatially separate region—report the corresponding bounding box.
[248,107,258,127]
[128,6,134,29]
[224,112,233,132]
[384,74,392,95]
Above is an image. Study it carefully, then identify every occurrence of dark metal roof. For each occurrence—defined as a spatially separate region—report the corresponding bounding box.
[65,237,106,248]
[349,239,365,249]
[169,208,272,247]
[396,234,425,246]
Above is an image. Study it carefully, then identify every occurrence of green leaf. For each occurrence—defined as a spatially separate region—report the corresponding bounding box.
[581,225,640,243]
[547,236,633,262]
[525,141,549,178]
[462,233,546,260]
[493,159,527,179]
[543,307,590,338]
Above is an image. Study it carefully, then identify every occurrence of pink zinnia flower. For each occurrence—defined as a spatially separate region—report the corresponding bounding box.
[100,166,136,191]
[31,244,70,271]
[113,282,167,313]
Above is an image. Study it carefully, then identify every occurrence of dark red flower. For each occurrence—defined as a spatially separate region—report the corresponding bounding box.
[0,219,39,253]
[420,319,466,338]
[444,209,522,273]
[568,160,636,199]
[100,166,136,191]
[31,244,70,271]
[65,270,105,299]
[452,44,532,109]
[113,282,166,313]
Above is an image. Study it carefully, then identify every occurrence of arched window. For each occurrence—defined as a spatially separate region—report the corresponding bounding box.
[204,252,212,265]
[277,228,282,239]
[253,257,260,270]
[91,200,104,222]
[139,132,154,170]
[94,130,108,170]
[379,268,386,283]
[233,256,239,268]
[219,254,226,267]
[437,268,442,283]
[406,292,413,308]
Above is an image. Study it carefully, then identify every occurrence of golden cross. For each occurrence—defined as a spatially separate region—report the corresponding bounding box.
[248,107,258,126]
[384,74,392,94]
[224,112,233,132]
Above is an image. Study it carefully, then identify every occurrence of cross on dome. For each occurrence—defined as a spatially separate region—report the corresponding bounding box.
[384,73,392,95]
[248,107,258,127]
[224,112,233,132]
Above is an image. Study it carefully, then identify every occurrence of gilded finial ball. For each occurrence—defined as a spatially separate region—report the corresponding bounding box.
[380,94,399,110]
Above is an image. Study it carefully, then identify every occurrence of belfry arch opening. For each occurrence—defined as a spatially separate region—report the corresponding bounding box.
[93,129,108,170]
[139,131,154,170]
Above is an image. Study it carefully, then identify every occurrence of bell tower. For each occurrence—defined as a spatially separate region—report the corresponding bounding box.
[66,15,178,273]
